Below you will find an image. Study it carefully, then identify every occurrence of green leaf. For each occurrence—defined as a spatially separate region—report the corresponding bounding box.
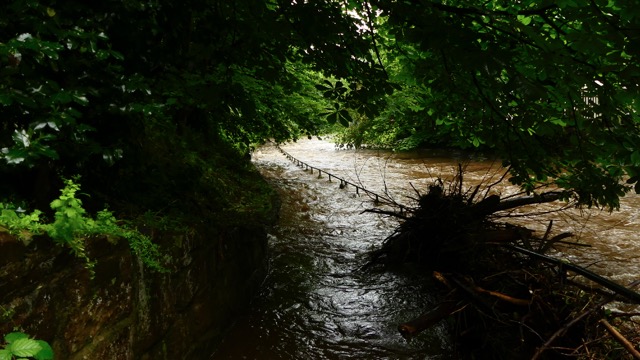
[328,112,339,125]
[0,94,14,106]
[110,50,124,60]
[72,95,89,106]
[12,130,30,148]
[9,338,42,357]
[4,332,28,343]
[339,109,353,125]
[3,148,27,164]
[631,150,640,166]
[65,208,78,217]
[549,118,566,127]
[34,341,54,360]
[0,349,12,360]
[517,15,532,26]
[52,92,72,104]
[50,199,63,209]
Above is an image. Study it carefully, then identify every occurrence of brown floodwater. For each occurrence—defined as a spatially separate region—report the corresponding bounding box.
[212,138,640,359]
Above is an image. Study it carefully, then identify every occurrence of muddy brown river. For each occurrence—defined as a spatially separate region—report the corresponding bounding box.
[212,139,640,359]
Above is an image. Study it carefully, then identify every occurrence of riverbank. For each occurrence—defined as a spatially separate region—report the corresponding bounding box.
[0,146,280,358]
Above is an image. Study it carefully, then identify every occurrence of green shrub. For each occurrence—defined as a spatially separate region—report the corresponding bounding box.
[0,179,166,277]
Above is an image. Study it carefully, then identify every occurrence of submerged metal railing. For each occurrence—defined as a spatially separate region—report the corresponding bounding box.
[276,145,408,212]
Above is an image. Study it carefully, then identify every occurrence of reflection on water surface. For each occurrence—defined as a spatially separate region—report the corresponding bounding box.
[212,139,640,359]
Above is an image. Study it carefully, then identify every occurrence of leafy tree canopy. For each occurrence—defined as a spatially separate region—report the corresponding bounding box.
[337,0,640,209]
[1,0,638,211]
[0,0,382,212]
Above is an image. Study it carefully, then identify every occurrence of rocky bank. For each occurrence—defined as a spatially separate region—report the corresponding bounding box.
[0,220,272,359]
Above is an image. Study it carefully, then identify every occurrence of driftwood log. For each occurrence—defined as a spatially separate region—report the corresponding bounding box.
[398,272,531,339]
[397,249,640,341]
[508,245,640,304]
[599,319,640,359]
[494,191,566,212]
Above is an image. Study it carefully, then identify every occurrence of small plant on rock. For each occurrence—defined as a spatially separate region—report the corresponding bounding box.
[0,178,166,277]
[0,332,53,360]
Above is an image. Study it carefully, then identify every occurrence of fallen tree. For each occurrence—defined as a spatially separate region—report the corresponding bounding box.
[364,173,640,359]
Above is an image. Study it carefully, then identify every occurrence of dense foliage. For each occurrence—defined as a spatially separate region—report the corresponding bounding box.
[1,0,639,212]
[0,0,365,213]
[0,179,165,275]
[335,0,640,209]
[2,1,639,358]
